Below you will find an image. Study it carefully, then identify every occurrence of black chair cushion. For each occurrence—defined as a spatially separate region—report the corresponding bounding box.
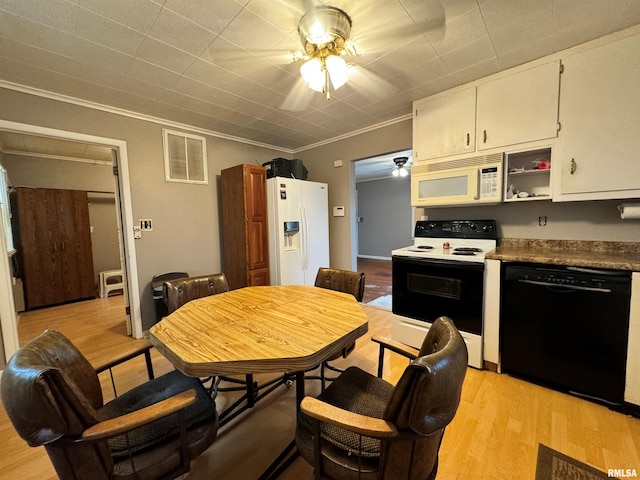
[97,370,216,457]
[299,366,394,457]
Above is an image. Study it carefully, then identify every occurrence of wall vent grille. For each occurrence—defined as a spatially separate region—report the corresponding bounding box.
[163,129,208,184]
[424,153,503,172]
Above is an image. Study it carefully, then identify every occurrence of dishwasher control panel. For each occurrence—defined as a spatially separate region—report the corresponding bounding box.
[504,265,630,293]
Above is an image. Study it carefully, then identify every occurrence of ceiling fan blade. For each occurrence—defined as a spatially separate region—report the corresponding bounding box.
[348,0,446,54]
[256,0,323,25]
[345,65,399,101]
[280,77,316,112]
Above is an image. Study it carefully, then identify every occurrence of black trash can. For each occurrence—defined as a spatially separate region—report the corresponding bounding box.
[151,272,189,324]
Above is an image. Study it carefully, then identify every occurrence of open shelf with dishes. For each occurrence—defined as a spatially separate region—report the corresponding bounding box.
[504,147,552,202]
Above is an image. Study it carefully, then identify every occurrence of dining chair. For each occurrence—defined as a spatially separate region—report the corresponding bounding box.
[296,316,468,480]
[163,272,230,314]
[313,267,366,389]
[1,329,218,480]
[163,272,260,413]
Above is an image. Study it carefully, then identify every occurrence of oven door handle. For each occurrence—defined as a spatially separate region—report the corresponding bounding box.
[517,278,612,293]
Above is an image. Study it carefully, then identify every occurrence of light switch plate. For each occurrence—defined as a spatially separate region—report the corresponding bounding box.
[333,206,345,217]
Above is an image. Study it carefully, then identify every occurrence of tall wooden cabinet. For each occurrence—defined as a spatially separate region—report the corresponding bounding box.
[12,187,96,310]
[221,164,270,290]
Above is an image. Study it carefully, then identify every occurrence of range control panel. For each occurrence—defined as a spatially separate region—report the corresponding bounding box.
[414,220,497,240]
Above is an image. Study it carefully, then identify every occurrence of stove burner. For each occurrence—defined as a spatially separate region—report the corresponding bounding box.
[452,251,477,256]
[416,245,434,250]
[453,247,483,253]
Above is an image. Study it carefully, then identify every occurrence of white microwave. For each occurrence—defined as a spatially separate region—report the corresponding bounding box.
[411,153,503,207]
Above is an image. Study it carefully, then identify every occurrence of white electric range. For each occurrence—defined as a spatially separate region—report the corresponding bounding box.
[391,220,497,368]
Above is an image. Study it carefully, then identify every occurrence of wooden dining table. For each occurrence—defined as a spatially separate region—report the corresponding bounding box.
[149,285,369,378]
[149,284,369,479]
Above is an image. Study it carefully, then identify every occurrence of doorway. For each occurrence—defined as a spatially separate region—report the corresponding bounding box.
[352,149,413,306]
[0,120,142,364]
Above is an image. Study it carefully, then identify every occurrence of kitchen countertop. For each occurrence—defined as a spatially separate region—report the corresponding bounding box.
[486,239,640,271]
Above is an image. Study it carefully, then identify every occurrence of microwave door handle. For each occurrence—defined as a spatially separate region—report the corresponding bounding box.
[473,168,481,200]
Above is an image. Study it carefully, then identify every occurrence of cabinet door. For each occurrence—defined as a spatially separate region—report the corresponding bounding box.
[16,188,94,309]
[477,61,560,151]
[56,190,95,302]
[413,87,476,162]
[248,268,270,286]
[16,188,63,308]
[244,166,270,283]
[559,34,640,198]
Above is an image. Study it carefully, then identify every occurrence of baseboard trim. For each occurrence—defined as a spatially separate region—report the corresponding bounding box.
[357,255,392,261]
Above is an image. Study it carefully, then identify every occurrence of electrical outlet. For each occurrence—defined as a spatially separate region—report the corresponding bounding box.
[133,226,142,239]
[538,216,547,226]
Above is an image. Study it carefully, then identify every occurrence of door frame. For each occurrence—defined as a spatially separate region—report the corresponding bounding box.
[0,120,142,364]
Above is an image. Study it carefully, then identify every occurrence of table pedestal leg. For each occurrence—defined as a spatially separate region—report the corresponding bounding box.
[258,371,304,480]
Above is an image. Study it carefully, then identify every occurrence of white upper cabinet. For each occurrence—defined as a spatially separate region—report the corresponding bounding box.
[413,61,561,164]
[476,61,561,151]
[413,87,476,162]
[557,33,640,200]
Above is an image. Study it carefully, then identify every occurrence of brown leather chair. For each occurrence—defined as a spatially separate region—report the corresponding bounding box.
[163,272,255,407]
[313,267,365,389]
[296,316,468,480]
[163,273,230,314]
[315,267,365,303]
[1,330,218,480]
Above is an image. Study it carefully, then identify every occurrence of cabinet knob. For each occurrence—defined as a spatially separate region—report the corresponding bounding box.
[570,158,577,174]
[483,130,487,143]
[466,133,470,146]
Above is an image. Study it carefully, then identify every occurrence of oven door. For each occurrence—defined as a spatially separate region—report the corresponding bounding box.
[392,255,484,335]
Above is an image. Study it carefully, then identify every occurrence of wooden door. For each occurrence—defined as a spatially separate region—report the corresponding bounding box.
[244,165,270,284]
[56,190,95,302]
[15,188,61,308]
[15,188,95,309]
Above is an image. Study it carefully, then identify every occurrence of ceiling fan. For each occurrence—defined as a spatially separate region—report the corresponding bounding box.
[295,6,354,99]
[279,0,446,110]
[392,156,410,177]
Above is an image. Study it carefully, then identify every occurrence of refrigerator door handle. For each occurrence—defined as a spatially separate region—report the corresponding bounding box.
[300,202,309,271]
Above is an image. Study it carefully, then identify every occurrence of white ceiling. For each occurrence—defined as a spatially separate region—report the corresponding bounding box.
[0,0,639,154]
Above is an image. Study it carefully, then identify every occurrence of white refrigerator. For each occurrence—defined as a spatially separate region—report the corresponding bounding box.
[267,177,330,286]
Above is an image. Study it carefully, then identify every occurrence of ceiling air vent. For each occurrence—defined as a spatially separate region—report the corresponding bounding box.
[163,129,208,184]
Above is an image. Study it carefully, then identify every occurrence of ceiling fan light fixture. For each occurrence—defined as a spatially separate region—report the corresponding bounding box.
[392,157,409,177]
[297,6,353,99]
[298,6,352,48]
[326,55,348,90]
[300,58,325,92]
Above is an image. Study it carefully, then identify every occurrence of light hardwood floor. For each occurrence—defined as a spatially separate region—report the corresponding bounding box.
[2,295,640,479]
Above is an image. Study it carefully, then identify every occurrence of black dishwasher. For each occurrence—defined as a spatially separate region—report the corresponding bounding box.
[501,263,631,406]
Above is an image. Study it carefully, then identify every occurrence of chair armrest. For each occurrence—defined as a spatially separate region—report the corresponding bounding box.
[300,397,397,439]
[371,335,419,360]
[81,389,197,442]
[372,335,419,378]
[93,339,153,374]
